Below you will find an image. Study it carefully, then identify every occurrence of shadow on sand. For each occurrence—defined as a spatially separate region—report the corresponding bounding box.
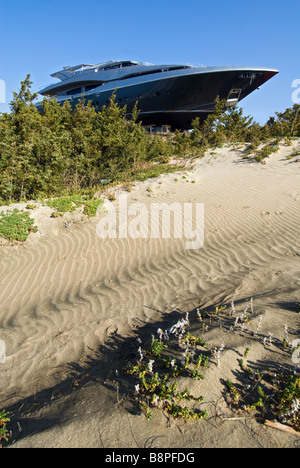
[3,296,299,447]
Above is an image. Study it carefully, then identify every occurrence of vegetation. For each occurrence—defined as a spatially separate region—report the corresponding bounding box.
[175,97,299,159]
[225,359,300,432]
[0,76,299,241]
[0,209,37,241]
[0,75,299,207]
[125,320,208,421]
[1,299,299,442]
[115,298,299,429]
[0,410,11,445]
[0,78,299,440]
[83,198,104,217]
[0,75,174,204]
[252,139,280,162]
[45,194,103,217]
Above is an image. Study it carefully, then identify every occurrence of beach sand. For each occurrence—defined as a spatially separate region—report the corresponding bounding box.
[0,141,299,448]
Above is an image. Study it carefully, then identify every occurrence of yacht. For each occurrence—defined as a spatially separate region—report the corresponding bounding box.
[38,60,278,130]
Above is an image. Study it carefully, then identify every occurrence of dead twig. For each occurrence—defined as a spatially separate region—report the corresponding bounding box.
[264,420,300,436]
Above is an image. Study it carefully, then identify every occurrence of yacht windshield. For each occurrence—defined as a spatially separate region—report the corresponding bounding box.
[103,61,139,70]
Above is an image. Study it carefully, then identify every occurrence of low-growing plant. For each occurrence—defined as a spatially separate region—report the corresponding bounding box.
[254,139,280,162]
[132,164,179,182]
[45,195,86,213]
[225,379,241,406]
[26,203,38,210]
[83,198,104,217]
[46,195,104,217]
[125,322,208,421]
[276,375,300,430]
[0,209,37,242]
[0,410,11,445]
[224,361,300,431]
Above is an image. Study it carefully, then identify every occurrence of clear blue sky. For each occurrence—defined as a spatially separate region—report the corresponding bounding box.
[0,0,299,123]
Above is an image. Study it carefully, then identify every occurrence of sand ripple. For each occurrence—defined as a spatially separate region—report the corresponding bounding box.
[0,144,299,408]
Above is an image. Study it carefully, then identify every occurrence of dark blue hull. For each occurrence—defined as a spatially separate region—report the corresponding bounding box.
[38,66,278,130]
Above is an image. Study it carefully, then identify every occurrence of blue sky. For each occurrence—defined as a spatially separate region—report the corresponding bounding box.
[0,0,299,123]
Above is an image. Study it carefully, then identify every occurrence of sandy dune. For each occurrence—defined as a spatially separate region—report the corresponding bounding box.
[0,141,299,448]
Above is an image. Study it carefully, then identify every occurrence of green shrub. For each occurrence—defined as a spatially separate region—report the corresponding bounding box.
[0,209,37,242]
[0,76,299,205]
[83,198,104,217]
[0,410,11,445]
[254,140,280,162]
[45,195,86,213]
[46,195,104,217]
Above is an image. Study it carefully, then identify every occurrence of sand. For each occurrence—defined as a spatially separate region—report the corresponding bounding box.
[0,141,299,448]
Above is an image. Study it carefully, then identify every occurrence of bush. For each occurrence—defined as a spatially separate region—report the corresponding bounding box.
[0,209,37,242]
[46,195,86,213]
[0,410,11,445]
[0,76,299,205]
[46,195,104,217]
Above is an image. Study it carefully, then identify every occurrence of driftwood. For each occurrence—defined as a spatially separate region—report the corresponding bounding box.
[264,420,300,436]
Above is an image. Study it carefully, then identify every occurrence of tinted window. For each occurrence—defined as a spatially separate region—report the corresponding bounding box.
[66,87,82,96]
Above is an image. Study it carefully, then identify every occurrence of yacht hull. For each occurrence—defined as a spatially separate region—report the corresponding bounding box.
[38,63,278,130]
